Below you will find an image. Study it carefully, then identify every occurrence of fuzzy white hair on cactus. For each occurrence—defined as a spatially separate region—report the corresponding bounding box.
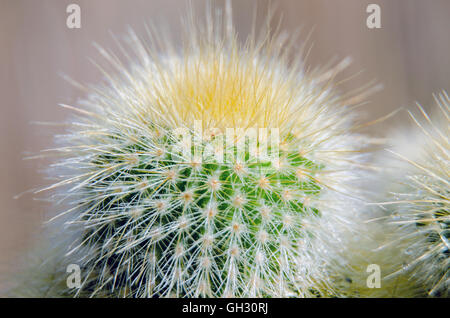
[384,92,449,297]
[30,2,375,297]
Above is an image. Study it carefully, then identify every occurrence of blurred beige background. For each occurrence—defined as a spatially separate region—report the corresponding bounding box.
[0,0,449,291]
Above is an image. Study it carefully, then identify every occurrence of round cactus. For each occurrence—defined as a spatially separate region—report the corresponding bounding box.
[321,93,449,298]
[38,4,373,298]
[385,92,449,297]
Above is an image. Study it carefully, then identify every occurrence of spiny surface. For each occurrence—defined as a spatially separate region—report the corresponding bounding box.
[79,131,325,297]
[388,92,449,297]
[42,4,370,297]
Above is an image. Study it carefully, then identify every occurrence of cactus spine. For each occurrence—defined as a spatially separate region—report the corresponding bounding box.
[385,92,449,297]
[36,3,373,297]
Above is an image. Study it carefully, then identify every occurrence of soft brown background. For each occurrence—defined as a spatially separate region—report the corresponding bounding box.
[0,0,449,292]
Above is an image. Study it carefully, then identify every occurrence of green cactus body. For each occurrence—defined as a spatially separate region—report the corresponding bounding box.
[77,129,324,297]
